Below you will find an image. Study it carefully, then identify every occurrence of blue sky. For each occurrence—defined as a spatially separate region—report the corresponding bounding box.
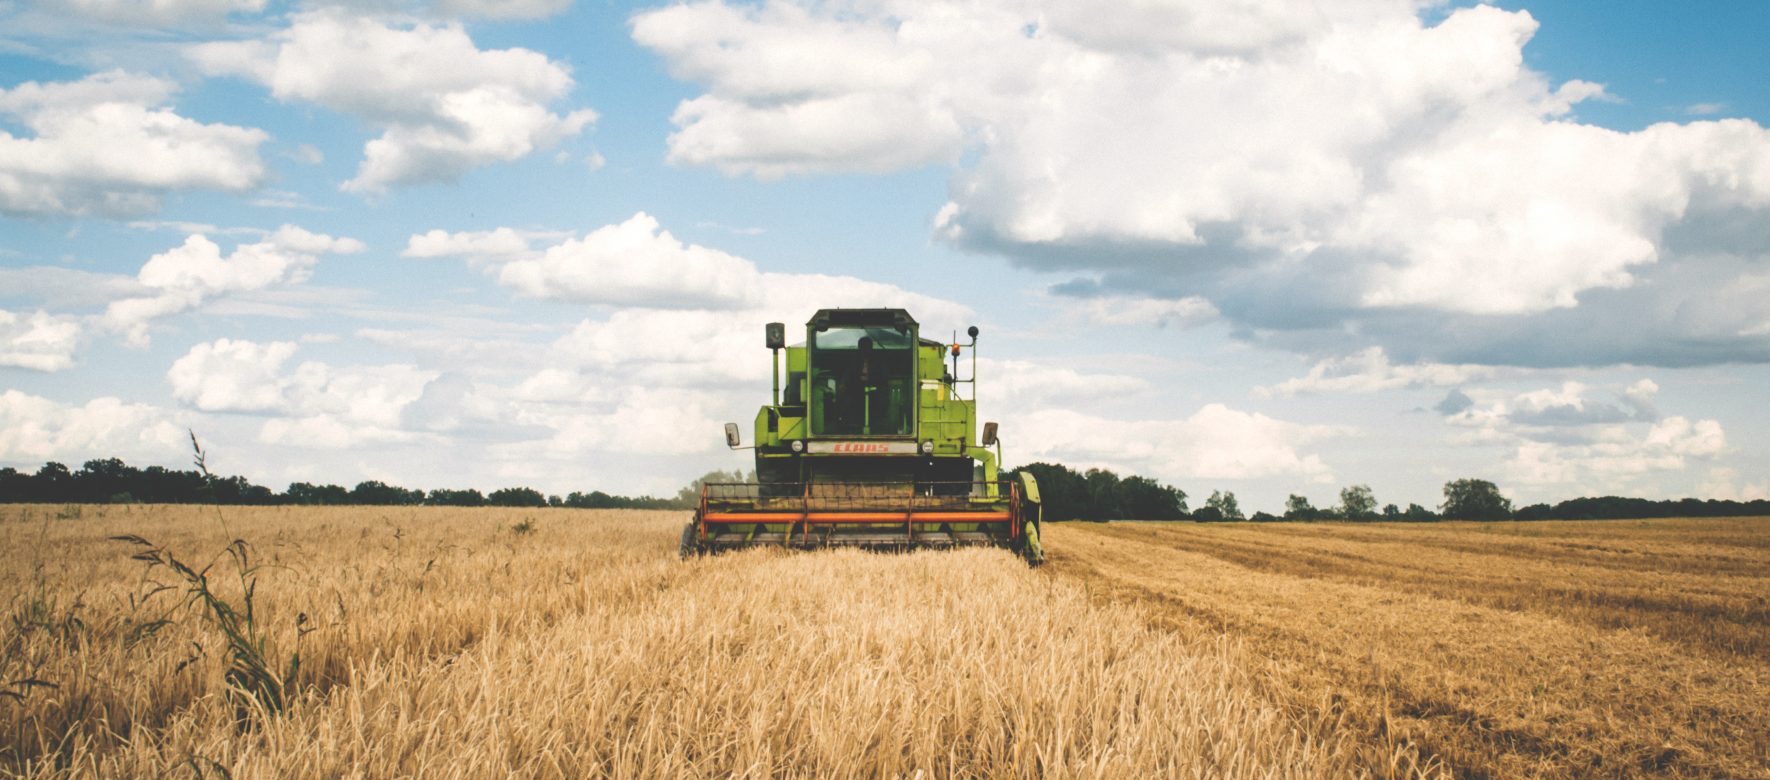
[2,0,1767,512]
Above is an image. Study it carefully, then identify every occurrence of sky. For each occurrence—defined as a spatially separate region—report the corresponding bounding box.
[1,0,1767,513]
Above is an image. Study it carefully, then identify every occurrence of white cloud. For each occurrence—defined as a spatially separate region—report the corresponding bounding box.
[497,213,762,308]
[1065,294,1218,328]
[1445,379,1724,491]
[979,357,1149,409]
[501,387,725,457]
[0,69,267,216]
[411,212,970,323]
[0,309,83,372]
[1697,467,1769,502]
[0,389,185,464]
[1506,416,1725,488]
[1015,404,1344,483]
[103,226,364,345]
[403,226,545,261]
[634,1,1770,356]
[190,10,595,192]
[1259,347,1494,397]
[632,1,965,176]
[429,0,571,20]
[167,338,438,448]
[37,0,265,25]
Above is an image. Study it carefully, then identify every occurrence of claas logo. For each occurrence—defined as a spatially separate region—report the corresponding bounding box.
[832,443,891,453]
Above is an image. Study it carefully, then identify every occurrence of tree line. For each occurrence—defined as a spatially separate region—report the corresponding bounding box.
[1007,464,1770,523]
[0,458,687,510]
[5,457,1766,522]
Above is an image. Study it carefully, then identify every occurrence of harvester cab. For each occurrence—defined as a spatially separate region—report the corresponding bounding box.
[680,308,1043,565]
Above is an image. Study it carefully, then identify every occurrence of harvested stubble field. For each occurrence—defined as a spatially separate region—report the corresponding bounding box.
[0,506,1765,778]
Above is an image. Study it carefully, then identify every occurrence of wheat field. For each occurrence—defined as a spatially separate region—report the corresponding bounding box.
[2,506,1765,778]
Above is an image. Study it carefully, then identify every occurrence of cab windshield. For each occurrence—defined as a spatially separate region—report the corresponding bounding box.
[809,325,914,436]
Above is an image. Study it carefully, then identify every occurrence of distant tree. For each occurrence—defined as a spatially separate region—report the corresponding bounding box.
[565,490,615,509]
[1284,494,1318,522]
[31,462,73,503]
[548,494,564,508]
[1515,503,1553,521]
[286,482,350,505]
[426,488,485,507]
[1083,469,1124,520]
[1442,478,1512,520]
[75,458,135,502]
[1339,484,1377,520]
[1192,506,1224,522]
[488,487,548,508]
[350,480,423,506]
[1205,490,1244,521]
[209,475,274,505]
[1382,503,1401,519]
[1119,475,1187,520]
[0,468,27,502]
[1402,503,1437,521]
[1249,511,1281,523]
[137,466,205,503]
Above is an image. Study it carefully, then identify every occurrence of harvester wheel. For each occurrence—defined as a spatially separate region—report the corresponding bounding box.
[678,521,701,559]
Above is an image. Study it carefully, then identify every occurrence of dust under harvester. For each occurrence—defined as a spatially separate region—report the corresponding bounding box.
[680,308,1043,564]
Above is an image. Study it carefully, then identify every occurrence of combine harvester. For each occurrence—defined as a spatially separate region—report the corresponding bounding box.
[681,308,1043,565]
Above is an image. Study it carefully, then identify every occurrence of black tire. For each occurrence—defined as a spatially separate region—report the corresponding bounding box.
[678,520,700,559]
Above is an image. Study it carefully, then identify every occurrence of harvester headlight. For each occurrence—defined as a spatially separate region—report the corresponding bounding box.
[790,440,804,453]
[920,440,935,455]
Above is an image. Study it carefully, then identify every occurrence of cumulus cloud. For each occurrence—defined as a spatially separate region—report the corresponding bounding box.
[1506,417,1725,488]
[1014,404,1344,483]
[0,70,267,217]
[979,357,1149,409]
[1445,379,1723,492]
[37,0,266,25]
[0,309,83,372]
[1063,294,1218,328]
[634,0,1770,368]
[1697,467,1769,502]
[103,226,364,345]
[1259,347,1495,397]
[496,213,762,308]
[502,387,725,457]
[167,338,438,448]
[410,212,970,322]
[190,9,596,192]
[0,389,185,463]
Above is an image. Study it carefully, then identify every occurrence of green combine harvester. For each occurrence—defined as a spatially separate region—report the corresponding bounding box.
[680,308,1043,565]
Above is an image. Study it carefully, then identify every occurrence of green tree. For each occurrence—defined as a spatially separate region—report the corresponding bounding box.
[1205,490,1244,521]
[1403,503,1437,521]
[426,488,485,507]
[1441,478,1512,520]
[1339,484,1377,520]
[1119,475,1187,520]
[1284,494,1318,521]
[1082,469,1124,520]
[488,487,548,507]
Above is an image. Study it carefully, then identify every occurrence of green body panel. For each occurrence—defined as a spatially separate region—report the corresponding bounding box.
[749,312,996,490]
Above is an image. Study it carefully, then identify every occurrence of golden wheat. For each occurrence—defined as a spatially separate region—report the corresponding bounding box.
[1,505,1405,778]
[1047,518,1770,778]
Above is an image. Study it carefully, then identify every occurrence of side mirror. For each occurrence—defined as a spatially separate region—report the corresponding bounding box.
[724,422,742,449]
[765,322,785,350]
[981,421,998,447]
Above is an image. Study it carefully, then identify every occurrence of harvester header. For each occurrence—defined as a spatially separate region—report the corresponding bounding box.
[680,308,1043,564]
